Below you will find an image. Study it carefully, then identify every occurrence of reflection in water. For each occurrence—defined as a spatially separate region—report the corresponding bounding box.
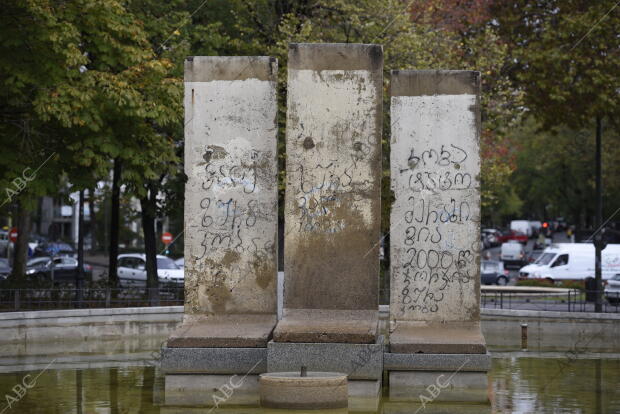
[110,367,118,414]
[0,357,618,413]
[491,357,620,414]
[75,370,82,414]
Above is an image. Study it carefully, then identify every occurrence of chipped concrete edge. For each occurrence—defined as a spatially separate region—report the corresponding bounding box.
[390,69,480,96]
[288,43,383,71]
[185,56,278,82]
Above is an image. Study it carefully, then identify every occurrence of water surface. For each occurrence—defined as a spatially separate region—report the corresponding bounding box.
[1,356,619,413]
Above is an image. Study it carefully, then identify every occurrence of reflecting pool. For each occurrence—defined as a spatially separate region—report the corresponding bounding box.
[1,355,619,413]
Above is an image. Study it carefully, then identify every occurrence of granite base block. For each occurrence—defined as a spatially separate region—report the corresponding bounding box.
[382,401,492,414]
[384,352,491,372]
[161,346,266,374]
[267,336,384,380]
[389,371,489,403]
[160,409,265,414]
[164,374,259,406]
[348,379,381,412]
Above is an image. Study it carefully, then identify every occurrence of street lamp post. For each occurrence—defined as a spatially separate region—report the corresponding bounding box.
[594,116,603,313]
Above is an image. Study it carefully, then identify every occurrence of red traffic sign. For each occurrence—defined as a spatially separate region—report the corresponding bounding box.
[161,232,173,244]
[8,227,17,243]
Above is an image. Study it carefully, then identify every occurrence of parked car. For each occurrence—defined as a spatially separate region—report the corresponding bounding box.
[511,220,532,238]
[497,230,528,245]
[28,234,47,256]
[0,231,8,256]
[0,258,11,279]
[481,260,510,285]
[604,274,620,304]
[34,242,76,258]
[174,257,184,268]
[117,254,184,286]
[481,234,490,250]
[482,229,502,247]
[25,256,92,282]
[500,241,527,269]
[519,243,620,282]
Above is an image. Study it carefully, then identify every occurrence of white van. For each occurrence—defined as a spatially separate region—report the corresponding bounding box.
[500,241,526,269]
[519,243,620,281]
[510,220,532,238]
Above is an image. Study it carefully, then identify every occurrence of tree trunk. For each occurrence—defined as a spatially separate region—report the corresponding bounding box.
[89,187,97,252]
[140,186,159,306]
[594,116,603,312]
[76,189,85,306]
[10,202,31,280]
[108,158,121,288]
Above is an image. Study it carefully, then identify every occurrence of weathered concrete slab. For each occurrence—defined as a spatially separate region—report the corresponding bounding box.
[390,321,486,354]
[164,373,260,406]
[390,69,481,324]
[184,56,278,317]
[389,371,489,402]
[267,336,384,380]
[384,351,491,372]
[167,314,276,348]
[279,43,383,343]
[273,309,378,343]
[161,346,266,374]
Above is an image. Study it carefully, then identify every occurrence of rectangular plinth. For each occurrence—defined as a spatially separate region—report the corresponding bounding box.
[389,371,489,403]
[384,352,491,372]
[383,401,491,414]
[390,322,487,354]
[165,374,259,406]
[267,336,384,380]
[167,314,276,348]
[273,309,378,343]
[349,379,381,412]
[161,346,266,374]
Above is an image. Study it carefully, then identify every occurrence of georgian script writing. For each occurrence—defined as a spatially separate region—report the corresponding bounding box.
[293,145,373,233]
[192,148,273,260]
[398,144,477,315]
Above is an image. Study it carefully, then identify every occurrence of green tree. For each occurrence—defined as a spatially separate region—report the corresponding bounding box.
[223,0,522,230]
[493,0,620,310]
[1,0,182,290]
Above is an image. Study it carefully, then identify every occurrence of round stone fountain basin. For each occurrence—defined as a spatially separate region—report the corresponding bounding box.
[259,371,348,410]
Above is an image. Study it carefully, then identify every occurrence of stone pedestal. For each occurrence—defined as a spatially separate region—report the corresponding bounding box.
[274,42,383,344]
[385,351,491,403]
[349,380,382,412]
[259,372,349,410]
[382,401,492,414]
[387,70,488,402]
[163,56,279,376]
[267,336,384,381]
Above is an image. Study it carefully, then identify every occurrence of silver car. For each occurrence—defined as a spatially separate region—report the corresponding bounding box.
[604,274,620,304]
